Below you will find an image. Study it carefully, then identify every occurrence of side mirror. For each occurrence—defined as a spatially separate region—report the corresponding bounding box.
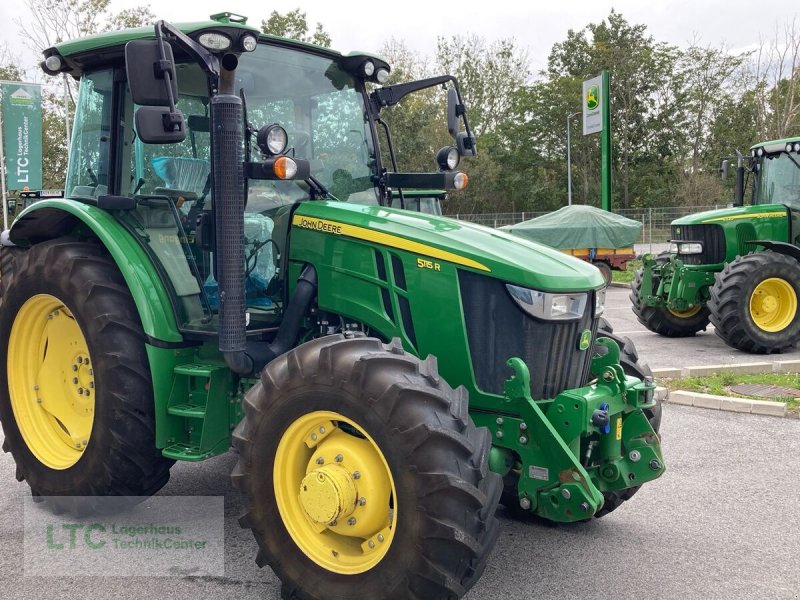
[720,159,729,180]
[125,40,178,106]
[135,106,186,144]
[447,87,459,138]
[456,131,476,157]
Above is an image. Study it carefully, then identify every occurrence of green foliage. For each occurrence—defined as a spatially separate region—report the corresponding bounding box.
[260,9,331,48]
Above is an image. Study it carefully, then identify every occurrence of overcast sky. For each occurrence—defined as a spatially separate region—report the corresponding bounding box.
[1,0,797,78]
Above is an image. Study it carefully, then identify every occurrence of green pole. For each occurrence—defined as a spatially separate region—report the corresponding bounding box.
[600,69,612,212]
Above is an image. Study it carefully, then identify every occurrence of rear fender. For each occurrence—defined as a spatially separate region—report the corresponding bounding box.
[8,199,183,343]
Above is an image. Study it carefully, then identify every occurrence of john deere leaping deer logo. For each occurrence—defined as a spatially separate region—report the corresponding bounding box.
[585,85,599,111]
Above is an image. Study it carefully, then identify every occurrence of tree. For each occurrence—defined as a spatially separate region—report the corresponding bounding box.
[261,9,331,48]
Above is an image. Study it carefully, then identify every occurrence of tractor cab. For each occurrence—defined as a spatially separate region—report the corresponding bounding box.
[39,13,473,341]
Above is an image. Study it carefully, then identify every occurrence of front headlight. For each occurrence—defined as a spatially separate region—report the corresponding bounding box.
[506,284,587,321]
[595,287,606,316]
[670,241,703,255]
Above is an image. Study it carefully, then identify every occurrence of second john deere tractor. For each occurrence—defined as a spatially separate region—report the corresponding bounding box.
[0,13,664,599]
[633,138,800,353]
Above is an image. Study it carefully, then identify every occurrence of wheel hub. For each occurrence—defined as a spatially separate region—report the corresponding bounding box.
[750,278,797,332]
[299,464,357,525]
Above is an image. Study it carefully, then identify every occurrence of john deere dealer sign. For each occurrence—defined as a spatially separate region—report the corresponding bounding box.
[1,82,42,190]
[582,75,603,136]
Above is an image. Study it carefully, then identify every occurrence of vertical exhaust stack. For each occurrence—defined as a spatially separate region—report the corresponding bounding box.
[212,53,252,374]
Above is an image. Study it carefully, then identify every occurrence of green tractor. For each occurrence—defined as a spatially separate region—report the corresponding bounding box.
[633,138,800,353]
[0,13,664,599]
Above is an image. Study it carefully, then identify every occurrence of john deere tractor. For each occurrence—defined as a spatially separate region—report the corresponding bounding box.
[633,138,800,353]
[0,13,664,599]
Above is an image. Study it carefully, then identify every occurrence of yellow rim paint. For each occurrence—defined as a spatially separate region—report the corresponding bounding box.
[668,305,702,318]
[274,410,397,575]
[749,277,797,332]
[703,211,786,223]
[8,294,95,469]
[292,215,491,272]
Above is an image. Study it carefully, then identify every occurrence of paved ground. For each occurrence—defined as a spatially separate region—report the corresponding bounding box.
[605,285,800,369]
[2,290,799,598]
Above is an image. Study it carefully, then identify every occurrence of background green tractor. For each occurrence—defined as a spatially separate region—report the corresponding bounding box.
[0,14,663,599]
[633,138,800,353]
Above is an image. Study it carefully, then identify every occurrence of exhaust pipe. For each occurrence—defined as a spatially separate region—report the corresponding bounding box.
[212,53,319,376]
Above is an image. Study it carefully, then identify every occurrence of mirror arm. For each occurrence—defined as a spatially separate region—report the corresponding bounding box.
[156,20,220,80]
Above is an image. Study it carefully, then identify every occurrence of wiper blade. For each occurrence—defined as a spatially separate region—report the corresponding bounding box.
[307,175,340,202]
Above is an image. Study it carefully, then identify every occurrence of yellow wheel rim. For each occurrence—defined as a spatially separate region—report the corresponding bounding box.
[668,305,702,318]
[749,278,798,332]
[7,294,95,470]
[274,410,397,575]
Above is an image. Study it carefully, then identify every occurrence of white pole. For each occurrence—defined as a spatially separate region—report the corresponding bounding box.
[0,101,8,232]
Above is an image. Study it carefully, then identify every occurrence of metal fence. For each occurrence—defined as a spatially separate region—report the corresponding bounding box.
[446,205,721,247]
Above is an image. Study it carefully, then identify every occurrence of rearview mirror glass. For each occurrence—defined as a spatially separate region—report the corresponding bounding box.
[720,159,729,180]
[447,87,458,138]
[125,40,179,107]
[135,106,185,144]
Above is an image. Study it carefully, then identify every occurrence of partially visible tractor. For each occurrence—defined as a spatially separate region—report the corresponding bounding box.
[0,13,663,599]
[633,138,800,353]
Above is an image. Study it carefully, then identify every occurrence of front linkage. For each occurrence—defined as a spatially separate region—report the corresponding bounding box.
[639,253,716,314]
[474,337,664,522]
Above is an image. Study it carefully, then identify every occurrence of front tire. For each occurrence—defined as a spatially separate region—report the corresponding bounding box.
[0,240,173,512]
[630,264,710,337]
[709,251,800,353]
[232,335,501,600]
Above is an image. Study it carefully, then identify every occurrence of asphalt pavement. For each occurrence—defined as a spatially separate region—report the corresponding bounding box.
[1,289,799,599]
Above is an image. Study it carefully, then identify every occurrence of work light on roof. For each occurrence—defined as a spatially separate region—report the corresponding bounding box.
[376,68,390,84]
[44,55,62,71]
[198,32,232,51]
[241,34,258,52]
[794,142,800,153]
[362,60,375,77]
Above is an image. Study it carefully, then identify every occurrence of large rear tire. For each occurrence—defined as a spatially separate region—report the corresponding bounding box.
[232,335,501,600]
[630,263,710,337]
[709,251,800,353]
[0,240,173,513]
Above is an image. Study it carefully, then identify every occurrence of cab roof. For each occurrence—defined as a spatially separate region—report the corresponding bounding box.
[45,12,385,77]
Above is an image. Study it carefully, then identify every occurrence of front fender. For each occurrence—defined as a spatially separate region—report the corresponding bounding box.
[9,199,182,343]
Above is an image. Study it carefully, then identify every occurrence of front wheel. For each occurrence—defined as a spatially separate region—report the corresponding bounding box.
[709,251,800,353]
[630,264,710,337]
[232,335,501,600]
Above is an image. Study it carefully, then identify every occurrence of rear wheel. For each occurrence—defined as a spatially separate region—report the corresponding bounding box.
[0,240,173,513]
[592,261,612,287]
[233,335,501,600]
[709,251,800,353]
[630,263,710,337]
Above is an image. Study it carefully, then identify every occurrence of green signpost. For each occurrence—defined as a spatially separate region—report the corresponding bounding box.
[582,70,612,211]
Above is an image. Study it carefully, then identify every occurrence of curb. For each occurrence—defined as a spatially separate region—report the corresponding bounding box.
[608,281,631,289]
[652,360,800,379]
[665,390,789,418]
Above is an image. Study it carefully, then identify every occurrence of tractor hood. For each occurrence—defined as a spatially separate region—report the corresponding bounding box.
[673,203,788,226]
[293,201,605,292]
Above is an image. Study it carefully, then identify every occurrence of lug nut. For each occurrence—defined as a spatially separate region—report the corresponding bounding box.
[377,534,385,543]
[368,540,375,549]
[84,389,90,397]
[316,457,324,465]
[358,497,366,506]
[347,517,356,526]
[319,426,325,434]
[72,377,79,384]
[72,365,78,372]
[88,382,94,389]
[352,471,361,480]
[311,433,318,441]
[330,520,337,527]
[77,387,83,395]
[335,454,343,462]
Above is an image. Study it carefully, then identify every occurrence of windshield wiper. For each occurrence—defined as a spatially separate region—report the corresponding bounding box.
[307,175,340,202]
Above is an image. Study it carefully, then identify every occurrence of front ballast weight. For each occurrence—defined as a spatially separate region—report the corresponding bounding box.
[481,336,664,522]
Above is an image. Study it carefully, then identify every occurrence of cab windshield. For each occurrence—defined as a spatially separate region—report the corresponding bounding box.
[757,152,800,209]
